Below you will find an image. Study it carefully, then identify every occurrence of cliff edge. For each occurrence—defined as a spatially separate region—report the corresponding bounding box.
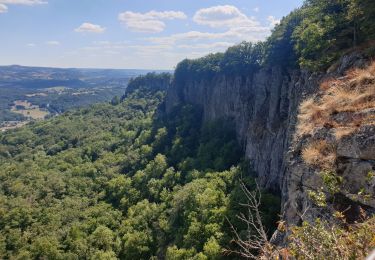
[164,51,374,226]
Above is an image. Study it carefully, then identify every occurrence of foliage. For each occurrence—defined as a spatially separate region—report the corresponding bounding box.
[264,8,305,68]
[220,42,265,75]
[0,74,280,259]
[293,0,375,70]
[225,182,280,259]
[174,53,224,85]
[123,72,171,99]
[174,42,265,84]
[289,217,375,259]
[174,0,375,76]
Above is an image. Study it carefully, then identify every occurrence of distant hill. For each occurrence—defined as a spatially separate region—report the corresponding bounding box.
[0,66,172,124]
[0,65,172,89]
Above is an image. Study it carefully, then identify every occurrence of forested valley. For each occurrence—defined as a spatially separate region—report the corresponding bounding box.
[1,0,375,259]
[0,74,280,259]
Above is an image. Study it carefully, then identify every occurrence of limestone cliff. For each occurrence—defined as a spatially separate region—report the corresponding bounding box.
[283,58,375,226]
[164,51,374,225]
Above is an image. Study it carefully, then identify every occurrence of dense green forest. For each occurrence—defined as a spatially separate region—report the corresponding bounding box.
[0,83,126,123]
[0,75,280,259]
[0,66,158,123]
[1,0,374,259]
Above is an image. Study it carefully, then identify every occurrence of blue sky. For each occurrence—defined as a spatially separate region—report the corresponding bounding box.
[0,0,303,69]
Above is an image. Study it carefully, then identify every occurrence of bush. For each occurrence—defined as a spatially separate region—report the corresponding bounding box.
[289,217,375,259]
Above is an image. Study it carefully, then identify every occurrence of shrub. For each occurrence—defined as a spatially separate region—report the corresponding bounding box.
[302,140,336,170]
[289,217,375,259]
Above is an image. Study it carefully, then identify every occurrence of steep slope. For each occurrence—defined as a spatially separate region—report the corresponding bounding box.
[166,62,317,192]
[0,73,280,259]
[165,48,372,224]
[283,61,375,225]
[163,0,375,229]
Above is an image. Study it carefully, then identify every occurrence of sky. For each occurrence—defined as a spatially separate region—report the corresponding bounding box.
[0,0,304,69]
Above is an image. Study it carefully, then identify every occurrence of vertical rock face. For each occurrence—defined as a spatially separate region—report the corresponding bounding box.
[166,66,318,192]
[282,58,375,226]
[164,52,372,225]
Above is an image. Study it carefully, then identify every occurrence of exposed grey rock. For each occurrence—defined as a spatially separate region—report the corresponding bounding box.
[166,67,319,193]
[164,52,374,227]
[337,125,375,160]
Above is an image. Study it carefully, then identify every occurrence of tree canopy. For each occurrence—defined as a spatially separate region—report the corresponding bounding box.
[0,74,279,259]
[174,0,375,76]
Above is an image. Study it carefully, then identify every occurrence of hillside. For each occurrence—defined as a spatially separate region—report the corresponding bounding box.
[0,0,375,259]
[163,0,375,257]
[0,66,169,129]
[0,74,281,259]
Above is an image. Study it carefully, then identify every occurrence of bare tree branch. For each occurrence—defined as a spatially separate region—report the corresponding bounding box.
[224,180,282,259]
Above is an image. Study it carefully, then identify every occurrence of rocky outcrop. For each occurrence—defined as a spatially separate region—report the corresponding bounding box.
[283,60,375,226]
[164,52,374,225]
[166,67,319,192]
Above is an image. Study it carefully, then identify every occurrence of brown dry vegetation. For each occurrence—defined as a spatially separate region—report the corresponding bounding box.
[302,140,336,169]
[298,62,375,170]
[297,62,375,140]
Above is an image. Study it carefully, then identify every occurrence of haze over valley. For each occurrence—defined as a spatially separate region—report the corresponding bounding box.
[0,65,168,131]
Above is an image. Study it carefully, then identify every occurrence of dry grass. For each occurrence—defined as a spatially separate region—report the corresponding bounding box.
[302,140,336,169]
[11,108,49,119]
[319,78,340,91]
[334,127,356,139]
[297,61,375,138]
[11,100,49,120]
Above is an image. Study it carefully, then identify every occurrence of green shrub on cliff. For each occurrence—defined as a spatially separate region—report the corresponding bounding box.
[174,42,265,83]
[289,217,375,259]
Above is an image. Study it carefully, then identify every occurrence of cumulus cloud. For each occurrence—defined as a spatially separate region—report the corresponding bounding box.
[0,3,7,12]
[0,0,46,14]
[62,5,278,69]
[177,41,235,50]
[46,41,60,45]
[118,10,187,33]
[253,7,260,12]
[186,5,270,46]
[75,22,106,33]
[26,43,36,47]
[193,5,260,28]
[148,26,269,46]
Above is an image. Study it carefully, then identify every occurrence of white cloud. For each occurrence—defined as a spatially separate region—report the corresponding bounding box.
[46,41,60,45]
[0,3,7,12]
[149,31,218,45]
[126,44,174,60]
[253,7,260,12]
[75,22,106,33]
[118,10,187,33]
[267,16,280,27]
[177,41,235,50]
[186,5,269,46]
[26,43,35,47]
[103,50,120,55]
[0,0,46,14]
[0,0,47,5]
[193,5,260,28]
[94,41,110,45]
[148,26,269,46]
[144,10,187,20]
[80,41,133,53]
